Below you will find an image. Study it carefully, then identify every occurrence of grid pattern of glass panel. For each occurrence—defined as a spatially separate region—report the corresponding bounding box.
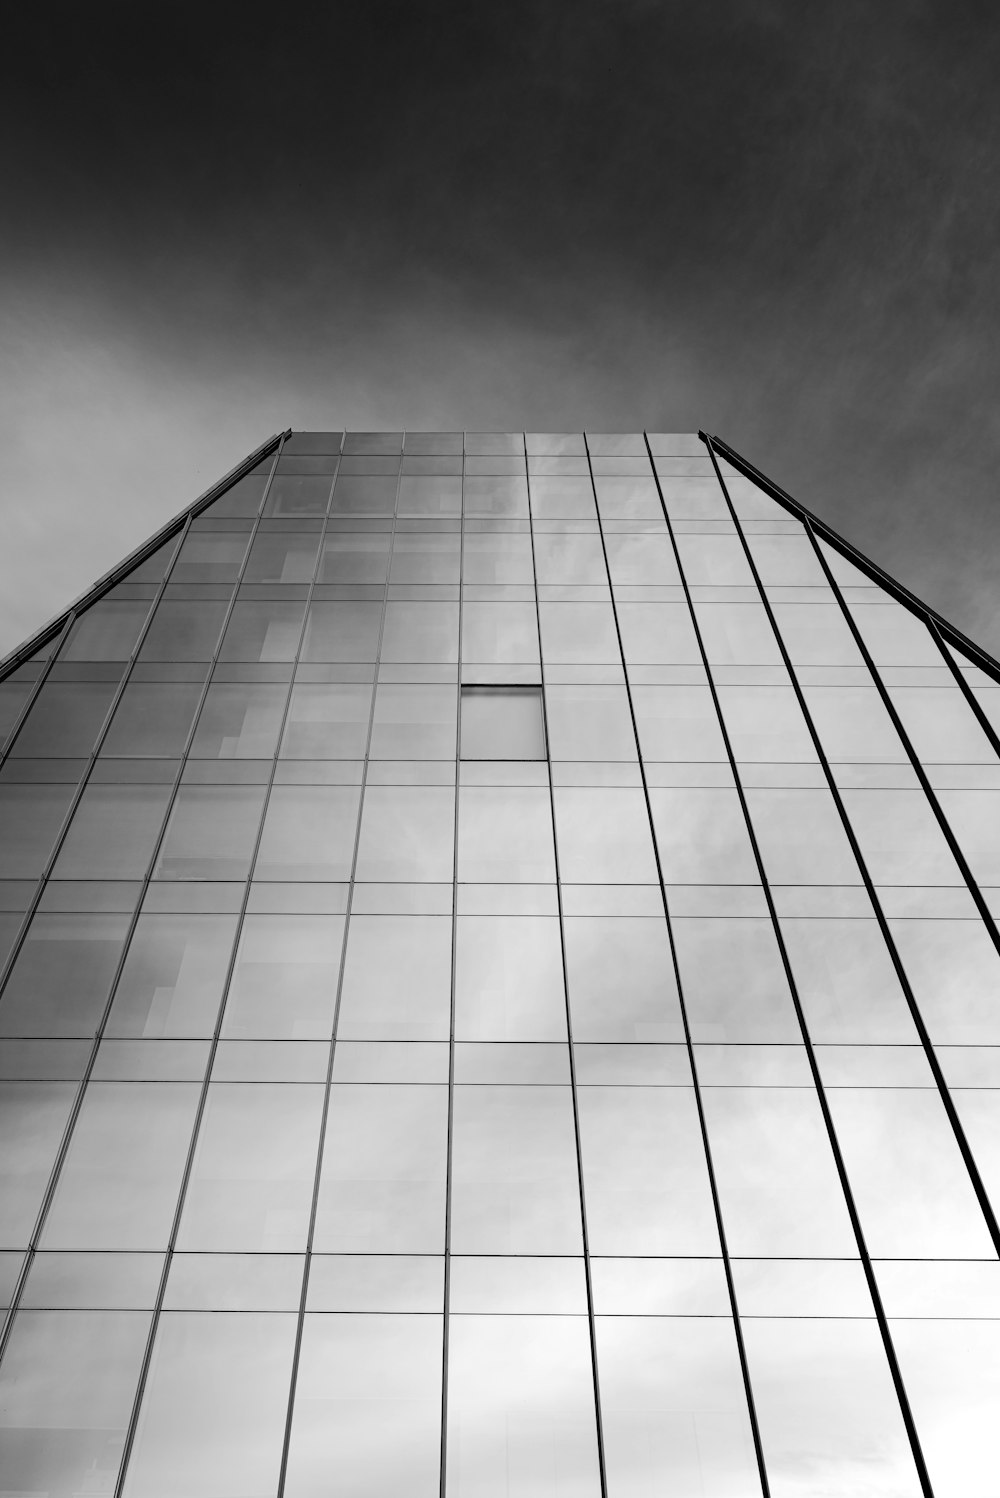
[1,429,999,1496]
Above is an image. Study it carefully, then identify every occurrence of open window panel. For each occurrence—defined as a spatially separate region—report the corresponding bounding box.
[460,685,547,760]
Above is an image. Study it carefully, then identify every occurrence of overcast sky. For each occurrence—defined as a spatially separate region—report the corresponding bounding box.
[3,2,1000,656]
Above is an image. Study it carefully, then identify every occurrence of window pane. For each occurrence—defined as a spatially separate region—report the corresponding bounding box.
[826,1087,995,1257]
[139,598,229,661]
[62,600,151,661]
[463,476,529,517]
[841,788,962,886]
[676,532,755,586]
[617,602,700,664]
[744,1318,921,1497]
[458,787,555,882]
[221,914,345,1039]
[171,532,249,584]
[122,1312,296,1498]
[264,474,333,516]
[532,529,605,583]
[314,1084,448,1251]
[893,1320,1000,1498]
[389,532,460,583]
[154,786,266,881]
[529,477,597,519]
[594,476,660,519]
[648,788,758,883]
[701,1087,856,1255]
[850,600,940,667]
[102,681,205,757]
[539,602,618,664]
[778,918,917,1043]
[126,534,182,581]
[176,1083,323,1251]
[0,913,130,1037]
[370,684,456,759]
[397,474,462,515]
[446,1316,601,1497]
[462,603,539,665]
[356,787,455,882]
[631,684,728,761]
[329,476,396,515]
[460,687,545,759]
[0,1081,77,1244]
[281,683,372,759]
[563,916,683,1041]
[659,475,729,519]
[0,680,32,742]
[11,681,118,758]
[451,1084,582,1253]
[695,602,782,666]
[318,532,391,583]
[545,684,636,761]
[42,1081,200,1248]
[301,601,382,662]
[244,532,320,583]
[672,917,801,1042]
[0,784,76,878]
[381,603,459,663]
[285,1314,441,1498]
[189,682,288,758]
[218,600,305,662]
[455,916,567,1040]
[337,915,451,1040]
[462,530,534,583]
[604,530,679,585]
[0,1309,150,1498]
[55,785,174,880]
[771,603,865,667]
[717,684,818,762]
[207,472,268,516]
[106,914,239,1038]
[553,788,658,883]
[889,917,1000,1044]
[748,789,861,885]
[745,530,827,586]
[254,786,361,881]
[578,1086,720,1253]
[596,1317,761,1497]
[937,789,1000,886]
[800,684,905,762]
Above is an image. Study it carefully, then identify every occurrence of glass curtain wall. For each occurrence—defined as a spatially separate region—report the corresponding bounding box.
[0,430,998,1497]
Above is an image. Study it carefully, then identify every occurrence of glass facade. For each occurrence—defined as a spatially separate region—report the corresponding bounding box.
[1,428,999,1496]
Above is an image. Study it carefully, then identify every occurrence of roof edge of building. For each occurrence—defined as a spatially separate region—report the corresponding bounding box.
[0,430,290,679]
[705,431,1000,687]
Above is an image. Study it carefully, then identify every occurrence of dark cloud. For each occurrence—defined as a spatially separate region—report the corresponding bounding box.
[2,1,1000,653]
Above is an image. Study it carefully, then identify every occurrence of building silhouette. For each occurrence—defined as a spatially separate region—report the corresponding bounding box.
[1,429,999,1497]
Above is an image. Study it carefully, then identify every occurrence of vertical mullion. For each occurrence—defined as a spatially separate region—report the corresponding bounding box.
[276,432,402,1496]
[526,436,610,1498]
[585,435,770,1498]
[108,434,300,1497]
[700,436,1000,1260]
[648,434,935,1498]
[438,433,464,1498]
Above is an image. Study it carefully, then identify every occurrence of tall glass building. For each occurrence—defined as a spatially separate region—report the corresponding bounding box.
[1,428,999,1498]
